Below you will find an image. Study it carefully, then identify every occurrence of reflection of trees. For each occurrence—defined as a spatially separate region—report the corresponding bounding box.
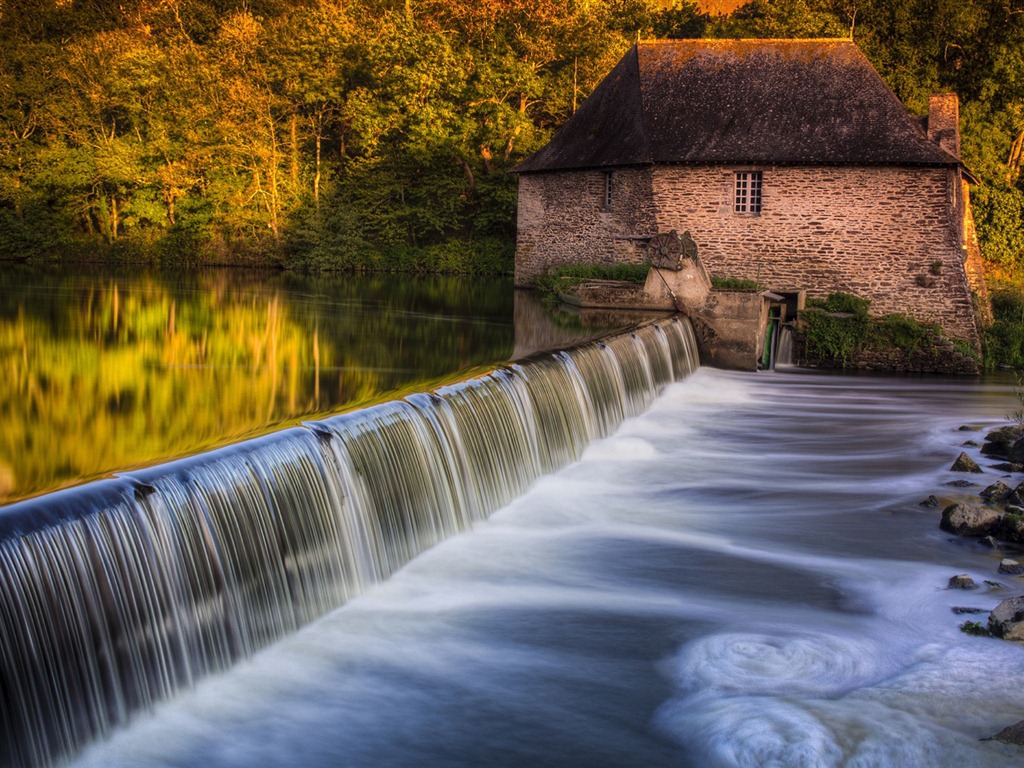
[0,269,514,502]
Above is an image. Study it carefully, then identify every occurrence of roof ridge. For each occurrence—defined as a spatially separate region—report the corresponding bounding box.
[636,37,855,44]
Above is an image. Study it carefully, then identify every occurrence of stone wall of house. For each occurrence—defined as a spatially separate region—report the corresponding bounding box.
[514,168,657,285]
[515,163,981,344]
[651,165,979,343]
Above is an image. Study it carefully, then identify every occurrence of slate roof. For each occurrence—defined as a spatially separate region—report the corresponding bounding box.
[514,39,959,173]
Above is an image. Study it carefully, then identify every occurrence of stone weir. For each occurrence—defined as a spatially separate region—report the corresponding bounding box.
[0,318,699,768]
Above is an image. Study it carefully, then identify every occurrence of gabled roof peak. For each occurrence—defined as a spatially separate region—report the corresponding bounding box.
[515,38,957,174]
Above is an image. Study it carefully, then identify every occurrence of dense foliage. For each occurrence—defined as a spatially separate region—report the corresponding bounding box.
[0,0,1021,274]
[984,287,1024,369]
[801,292,976,368]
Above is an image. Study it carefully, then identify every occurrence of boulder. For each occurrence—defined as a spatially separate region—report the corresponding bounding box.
[940,504,1003,537]
[1009,436,1024,464]
[998,559,1024,575]
[948,574,978,590]
[987,720,1024,746]
[981,481,1012,501]
[919,495,940,508]
[992,462,1024,473]
[944,479,977,488]
[982,425,1024,457]
[951,452,983,473]
[988,595,1024,640]
[1001,515,1024,543]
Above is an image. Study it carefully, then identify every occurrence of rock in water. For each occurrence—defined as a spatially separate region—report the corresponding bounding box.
[998,559,1024,575]
[940,504,1003,537]
[919,495,940,508]
[988,595,1024,640]
[951,452,983,473]
[948,574,978,590]
[981,480,1012,501]
[982,425,1024,457]
[987,720,1024,746]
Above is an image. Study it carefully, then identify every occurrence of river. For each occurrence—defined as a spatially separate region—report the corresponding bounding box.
[0,267,516,502]
[65,367,1024,768]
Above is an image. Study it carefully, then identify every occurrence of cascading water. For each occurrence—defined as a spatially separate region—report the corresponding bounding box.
[0,318,699,768]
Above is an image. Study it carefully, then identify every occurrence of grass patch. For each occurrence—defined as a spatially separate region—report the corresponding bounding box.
[710,276,762,291]
[959,620,991,637]
[535,263,650,302]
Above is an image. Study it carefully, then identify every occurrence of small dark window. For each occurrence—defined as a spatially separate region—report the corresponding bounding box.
[604,171,613,208]
[734,171,762,214]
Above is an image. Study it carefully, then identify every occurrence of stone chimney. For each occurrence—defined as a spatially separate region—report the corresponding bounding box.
[927,93,960,159]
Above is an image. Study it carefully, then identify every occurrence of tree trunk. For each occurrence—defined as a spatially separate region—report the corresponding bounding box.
[290,112,300,194]
[1009,130,1024,186]
[457,156,475,193]
[314,134,321,208]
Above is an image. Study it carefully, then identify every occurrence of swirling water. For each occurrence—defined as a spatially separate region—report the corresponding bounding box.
[56,368,1024,768]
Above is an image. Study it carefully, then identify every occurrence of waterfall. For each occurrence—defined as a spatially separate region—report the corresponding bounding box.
[0,318,698,768]
[774,325,794,368]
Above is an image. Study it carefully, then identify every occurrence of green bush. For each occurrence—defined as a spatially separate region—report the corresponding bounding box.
[871,313,938,354]
[806,292,871,318]
[982,288,1024,370]
[800,307,870,366]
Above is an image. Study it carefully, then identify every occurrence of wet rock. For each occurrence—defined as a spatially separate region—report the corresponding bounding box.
[940,503,1003,537]
[948,574,978,589]
[981,481,1012,501]
[951,452,983,473]
[988,595,1024,640]
[944,479,978,488]
[992,462,1024,473]
[1001,514,1024,543]
[998,559,1024,575]
[959,425,983,432]
[1005,483,1024,507]
[980,536,1000,549]
[982,425,1024,457]
[985,580,1007,589]
[919,495,940,508]
[986,720,1024,746]
[952,606,986,614]
[962,440,981,448]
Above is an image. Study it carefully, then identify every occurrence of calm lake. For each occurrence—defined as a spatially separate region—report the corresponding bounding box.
[0,267,520,503]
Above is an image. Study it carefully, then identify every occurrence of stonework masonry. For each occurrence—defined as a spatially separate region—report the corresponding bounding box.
[515,164,980,344]
[515,168,656,284]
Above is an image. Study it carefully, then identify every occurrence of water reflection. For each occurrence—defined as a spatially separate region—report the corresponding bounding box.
[0,267,517,502]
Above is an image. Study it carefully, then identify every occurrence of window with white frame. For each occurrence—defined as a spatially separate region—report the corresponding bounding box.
[734,171,763,214]
[603,171,613,208]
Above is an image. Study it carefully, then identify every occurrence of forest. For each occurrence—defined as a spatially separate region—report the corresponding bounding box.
[0,0,1022,278]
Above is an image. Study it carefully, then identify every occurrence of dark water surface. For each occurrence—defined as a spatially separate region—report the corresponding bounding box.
[0,267,516,502]
[67,368,1024,768]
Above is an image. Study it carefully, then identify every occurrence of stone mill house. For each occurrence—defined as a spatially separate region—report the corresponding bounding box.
[513,39,987,356]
